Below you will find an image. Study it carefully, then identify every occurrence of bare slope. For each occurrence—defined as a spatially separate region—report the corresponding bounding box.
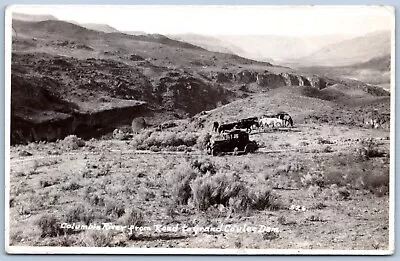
[300,30,391,66]
[80,23,119,33]
[194,84,389,130]
[168,33,246,55]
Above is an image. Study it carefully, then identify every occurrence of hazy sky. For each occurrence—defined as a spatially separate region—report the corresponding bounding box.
[9,5,394,36]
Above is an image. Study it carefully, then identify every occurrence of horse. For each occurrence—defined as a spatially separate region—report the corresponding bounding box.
[282,114,293,127]
[218,122,237,133]
[259,117,284,128]
[213,121,219,132]
[274,112,293,127]
[236,118,259,132]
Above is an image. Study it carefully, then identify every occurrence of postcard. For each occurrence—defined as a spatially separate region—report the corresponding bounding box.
[4,5,395,255]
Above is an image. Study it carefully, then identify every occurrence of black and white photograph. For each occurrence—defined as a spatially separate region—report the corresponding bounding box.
[4,5,395,254]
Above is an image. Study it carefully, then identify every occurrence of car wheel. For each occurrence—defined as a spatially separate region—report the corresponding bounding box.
[245,144,255,154]
[212,147,222,156]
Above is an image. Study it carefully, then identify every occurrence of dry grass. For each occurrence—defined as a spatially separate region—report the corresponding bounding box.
[131,130,198,150]
[167,162,198,205]
[36,214,64,238]
[58,135,85,151]
[8,122,390,249]
[191,171,279,212]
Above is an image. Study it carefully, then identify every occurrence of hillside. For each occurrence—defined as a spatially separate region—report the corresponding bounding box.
[346,55,391,71]
[80,23,119,33]
[298,30,391,66]
[10,18,389,144]
[168,33,246,55]
[298,54,391,90]
[214,34,353,62]
[193,84,389,129]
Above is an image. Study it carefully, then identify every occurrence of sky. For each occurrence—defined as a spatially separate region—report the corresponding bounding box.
[9,5,394,36]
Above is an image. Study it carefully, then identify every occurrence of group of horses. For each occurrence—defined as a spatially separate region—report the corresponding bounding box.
[213,113,293,133]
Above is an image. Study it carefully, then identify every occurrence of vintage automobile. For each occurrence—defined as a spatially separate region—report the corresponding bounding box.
[206,129,258,156]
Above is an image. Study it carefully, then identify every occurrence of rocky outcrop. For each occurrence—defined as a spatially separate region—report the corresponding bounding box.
[363,111,390,129]
[305,76,327,90]
[155,71,230,115]
[210,70,328,90]
[256,73,287,88]
[11,103,149,144]
[216,72,234,83]
[234,70,258,84]
[11,54,234,144]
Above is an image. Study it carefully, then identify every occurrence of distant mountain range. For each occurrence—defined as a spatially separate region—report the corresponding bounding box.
[167,34,246,55]
[12,12,392,69]
[296,30,391,66]
[78,23,119,33]
[215,34,355,62]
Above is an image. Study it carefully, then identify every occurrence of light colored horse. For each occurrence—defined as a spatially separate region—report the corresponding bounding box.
[259,117,284,128]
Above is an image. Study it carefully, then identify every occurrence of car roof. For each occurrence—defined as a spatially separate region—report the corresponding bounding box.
[226,129,247,135]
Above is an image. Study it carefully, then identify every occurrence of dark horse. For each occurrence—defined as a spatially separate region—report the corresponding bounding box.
[236,117,259,132]
[276,112,293,127]
[218,122,237,133]
[213,121,219,132]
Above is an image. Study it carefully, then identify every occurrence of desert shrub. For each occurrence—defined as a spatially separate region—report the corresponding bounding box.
[84,230,115,247]
[149,145,161,152]
[191,171,278,212]
[363,170,389,196]
[95,163,112,177]
[190,158,217,175]
[322,145,334,153]
[112,129,129,140]
[118,208,144,239]
[317,137,334,144]
[300,172,325,188]
[105,200,125,218]
[119,208,144,227]
[86,193,105,207]
[36,214,64,238]
[307,184,323,198]
[320,152,389,196]
[322,170,346,186]
[191,171,244,211]
[59,135,85,150]
[167,162,198,205]
[337,187,351,200]
[131,130,153,148]
[62,179,82,191]
[132,131,199,150]
[65,203,95,225]
[195,132,212,150]
[275,161,305,175]
[182,132,198,147]
[320,184,350,200]
[39,179,56,188]
[356,138,384,160]
[263,230,280,240]
[248,185,280,210]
